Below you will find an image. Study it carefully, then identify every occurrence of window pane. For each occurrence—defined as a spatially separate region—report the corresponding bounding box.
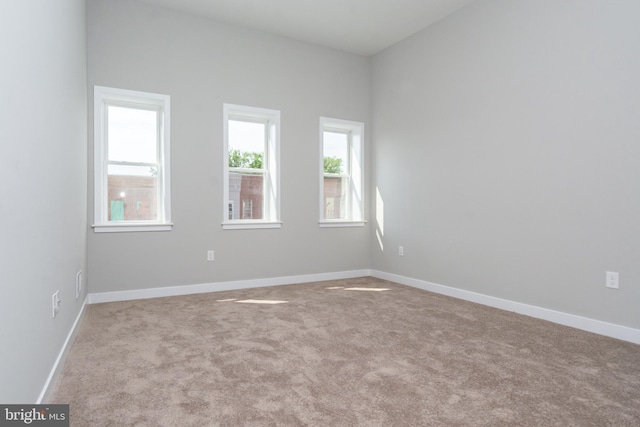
[228,120,265,169]
[108,106,158,164]
[108,164,157,177]
[323,131,348,174]
[324,176,348,220]
[107,164,158,221]
[228,171,264,220]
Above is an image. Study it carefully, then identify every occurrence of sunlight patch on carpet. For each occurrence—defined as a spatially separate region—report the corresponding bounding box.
[343,287,390,292]
[235,299,288,304]
[326,286,345,290]
[217,298,238,302]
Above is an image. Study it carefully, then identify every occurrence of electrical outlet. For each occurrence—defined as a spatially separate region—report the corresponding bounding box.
[207,250,215,261]
[52,291,61,318]
[606,271,619,289]
[399,246,404,256]
[75,270,83,299]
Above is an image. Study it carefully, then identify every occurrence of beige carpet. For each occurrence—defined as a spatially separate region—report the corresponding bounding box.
[51,277,640,426]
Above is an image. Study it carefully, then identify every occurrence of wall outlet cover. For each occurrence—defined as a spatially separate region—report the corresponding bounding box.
[606,271,619,289]
[52,291,61,318]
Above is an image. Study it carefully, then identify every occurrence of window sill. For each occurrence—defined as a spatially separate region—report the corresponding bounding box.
[222,221,283,230]
[92,223,173,233]
[319,220,366,228]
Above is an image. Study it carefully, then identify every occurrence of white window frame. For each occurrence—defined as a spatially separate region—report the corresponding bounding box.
[319,117,365,227]
[93,86,172,233]
[223,104,281,230]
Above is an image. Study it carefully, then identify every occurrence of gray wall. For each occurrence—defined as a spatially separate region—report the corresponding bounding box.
[0,0,87,402]
[87,0,371,293]
[371,0,640,329]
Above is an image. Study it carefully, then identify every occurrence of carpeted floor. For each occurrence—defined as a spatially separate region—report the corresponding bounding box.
[51,277,640,426]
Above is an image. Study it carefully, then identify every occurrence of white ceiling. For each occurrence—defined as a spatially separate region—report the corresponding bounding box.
[137,0,476,56]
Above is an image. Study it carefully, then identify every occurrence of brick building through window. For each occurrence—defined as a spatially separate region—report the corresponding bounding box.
[228,173,264,220]
[108,175,158,221]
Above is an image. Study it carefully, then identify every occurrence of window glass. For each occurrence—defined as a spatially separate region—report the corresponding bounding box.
[323,131,348,175]
[107,106,158,163]
[228,119,266,220]
[323,130,350,220]
[228,120,265,166]
[105,106,159,222]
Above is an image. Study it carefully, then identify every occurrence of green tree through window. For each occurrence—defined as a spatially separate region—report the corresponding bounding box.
[228,149,263,169]
[323,156,343,174]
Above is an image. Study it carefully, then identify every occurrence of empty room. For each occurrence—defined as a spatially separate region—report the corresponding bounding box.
[1,0,639,425]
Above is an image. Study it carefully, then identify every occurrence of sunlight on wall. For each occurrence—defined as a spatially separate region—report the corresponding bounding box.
[376,187,385,251]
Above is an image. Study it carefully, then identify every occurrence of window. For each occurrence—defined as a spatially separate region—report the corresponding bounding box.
[93,86,171,232]
[320,117,364,227]
[223,104,280,229]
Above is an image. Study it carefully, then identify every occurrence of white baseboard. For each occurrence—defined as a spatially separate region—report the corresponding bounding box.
[37,295,88,404]
[45,268,636,408]
[86,268,640,344]
[371,270,640,345]
[87,269,373,304]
